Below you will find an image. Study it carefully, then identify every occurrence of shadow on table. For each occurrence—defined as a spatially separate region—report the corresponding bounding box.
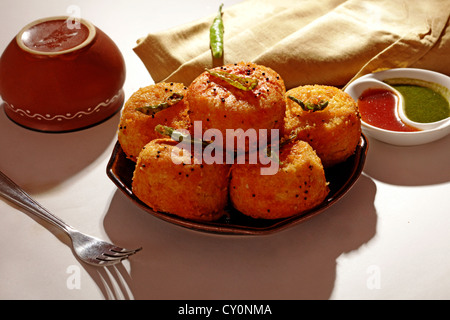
[81,262,136,300]
[101,173,377,300]
[0,103,120,193]
[0,105,130,298]
[363,134,450,186]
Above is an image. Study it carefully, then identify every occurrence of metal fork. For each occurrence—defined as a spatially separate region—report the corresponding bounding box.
[0,170,141,266]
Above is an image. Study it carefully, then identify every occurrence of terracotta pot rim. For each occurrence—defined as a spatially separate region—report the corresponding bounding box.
[16,16,96,56]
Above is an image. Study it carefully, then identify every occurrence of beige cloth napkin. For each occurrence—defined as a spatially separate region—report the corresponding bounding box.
[134,0,450,89]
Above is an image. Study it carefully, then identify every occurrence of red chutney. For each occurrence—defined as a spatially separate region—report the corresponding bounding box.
[21,19,89,53]
[358,88,419,132]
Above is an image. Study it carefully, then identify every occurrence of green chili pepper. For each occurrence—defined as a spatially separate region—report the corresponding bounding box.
[210,4,224,59]
[205,68,258,91]
[135,92,184,115]
[288,96,329,112]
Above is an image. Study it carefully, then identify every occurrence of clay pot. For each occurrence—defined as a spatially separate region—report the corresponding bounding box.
[0,16,126,132]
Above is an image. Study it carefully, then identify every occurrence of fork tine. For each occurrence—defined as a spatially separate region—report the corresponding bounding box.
[95,254,130,265]
[96,247,142,263]
[104,249,140,258]
[94,258,123,266]
[110,246,142,255]
[96,255,126,262]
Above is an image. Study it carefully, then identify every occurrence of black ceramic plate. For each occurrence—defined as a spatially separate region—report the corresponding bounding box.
[106,135,368,235]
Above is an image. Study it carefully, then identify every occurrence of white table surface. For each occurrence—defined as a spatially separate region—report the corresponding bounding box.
[1,0,449,300]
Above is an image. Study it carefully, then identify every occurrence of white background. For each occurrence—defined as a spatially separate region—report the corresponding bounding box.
[0,0,449,300]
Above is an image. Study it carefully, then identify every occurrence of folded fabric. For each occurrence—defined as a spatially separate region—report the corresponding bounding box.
[134,0,450,89]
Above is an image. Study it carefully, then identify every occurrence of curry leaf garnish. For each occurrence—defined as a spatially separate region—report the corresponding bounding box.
[264,132,298,165]
[205,68,258,91]
[155,125,210,146]
[288,95,329,112]
[136,92,184,115]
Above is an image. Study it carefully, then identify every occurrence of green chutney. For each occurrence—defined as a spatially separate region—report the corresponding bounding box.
[384,78,450,123]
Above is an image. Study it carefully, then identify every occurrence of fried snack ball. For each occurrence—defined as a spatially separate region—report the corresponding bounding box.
[185,61,286,153]
[284,85,361,167]
[132,138,231,221]
[118,82,190,161]
[229,140,329,220]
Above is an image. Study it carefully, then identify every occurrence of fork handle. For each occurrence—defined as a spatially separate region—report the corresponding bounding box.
[0,170,71,234]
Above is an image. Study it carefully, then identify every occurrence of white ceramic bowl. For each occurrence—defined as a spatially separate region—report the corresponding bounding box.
[345,68,450,146]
